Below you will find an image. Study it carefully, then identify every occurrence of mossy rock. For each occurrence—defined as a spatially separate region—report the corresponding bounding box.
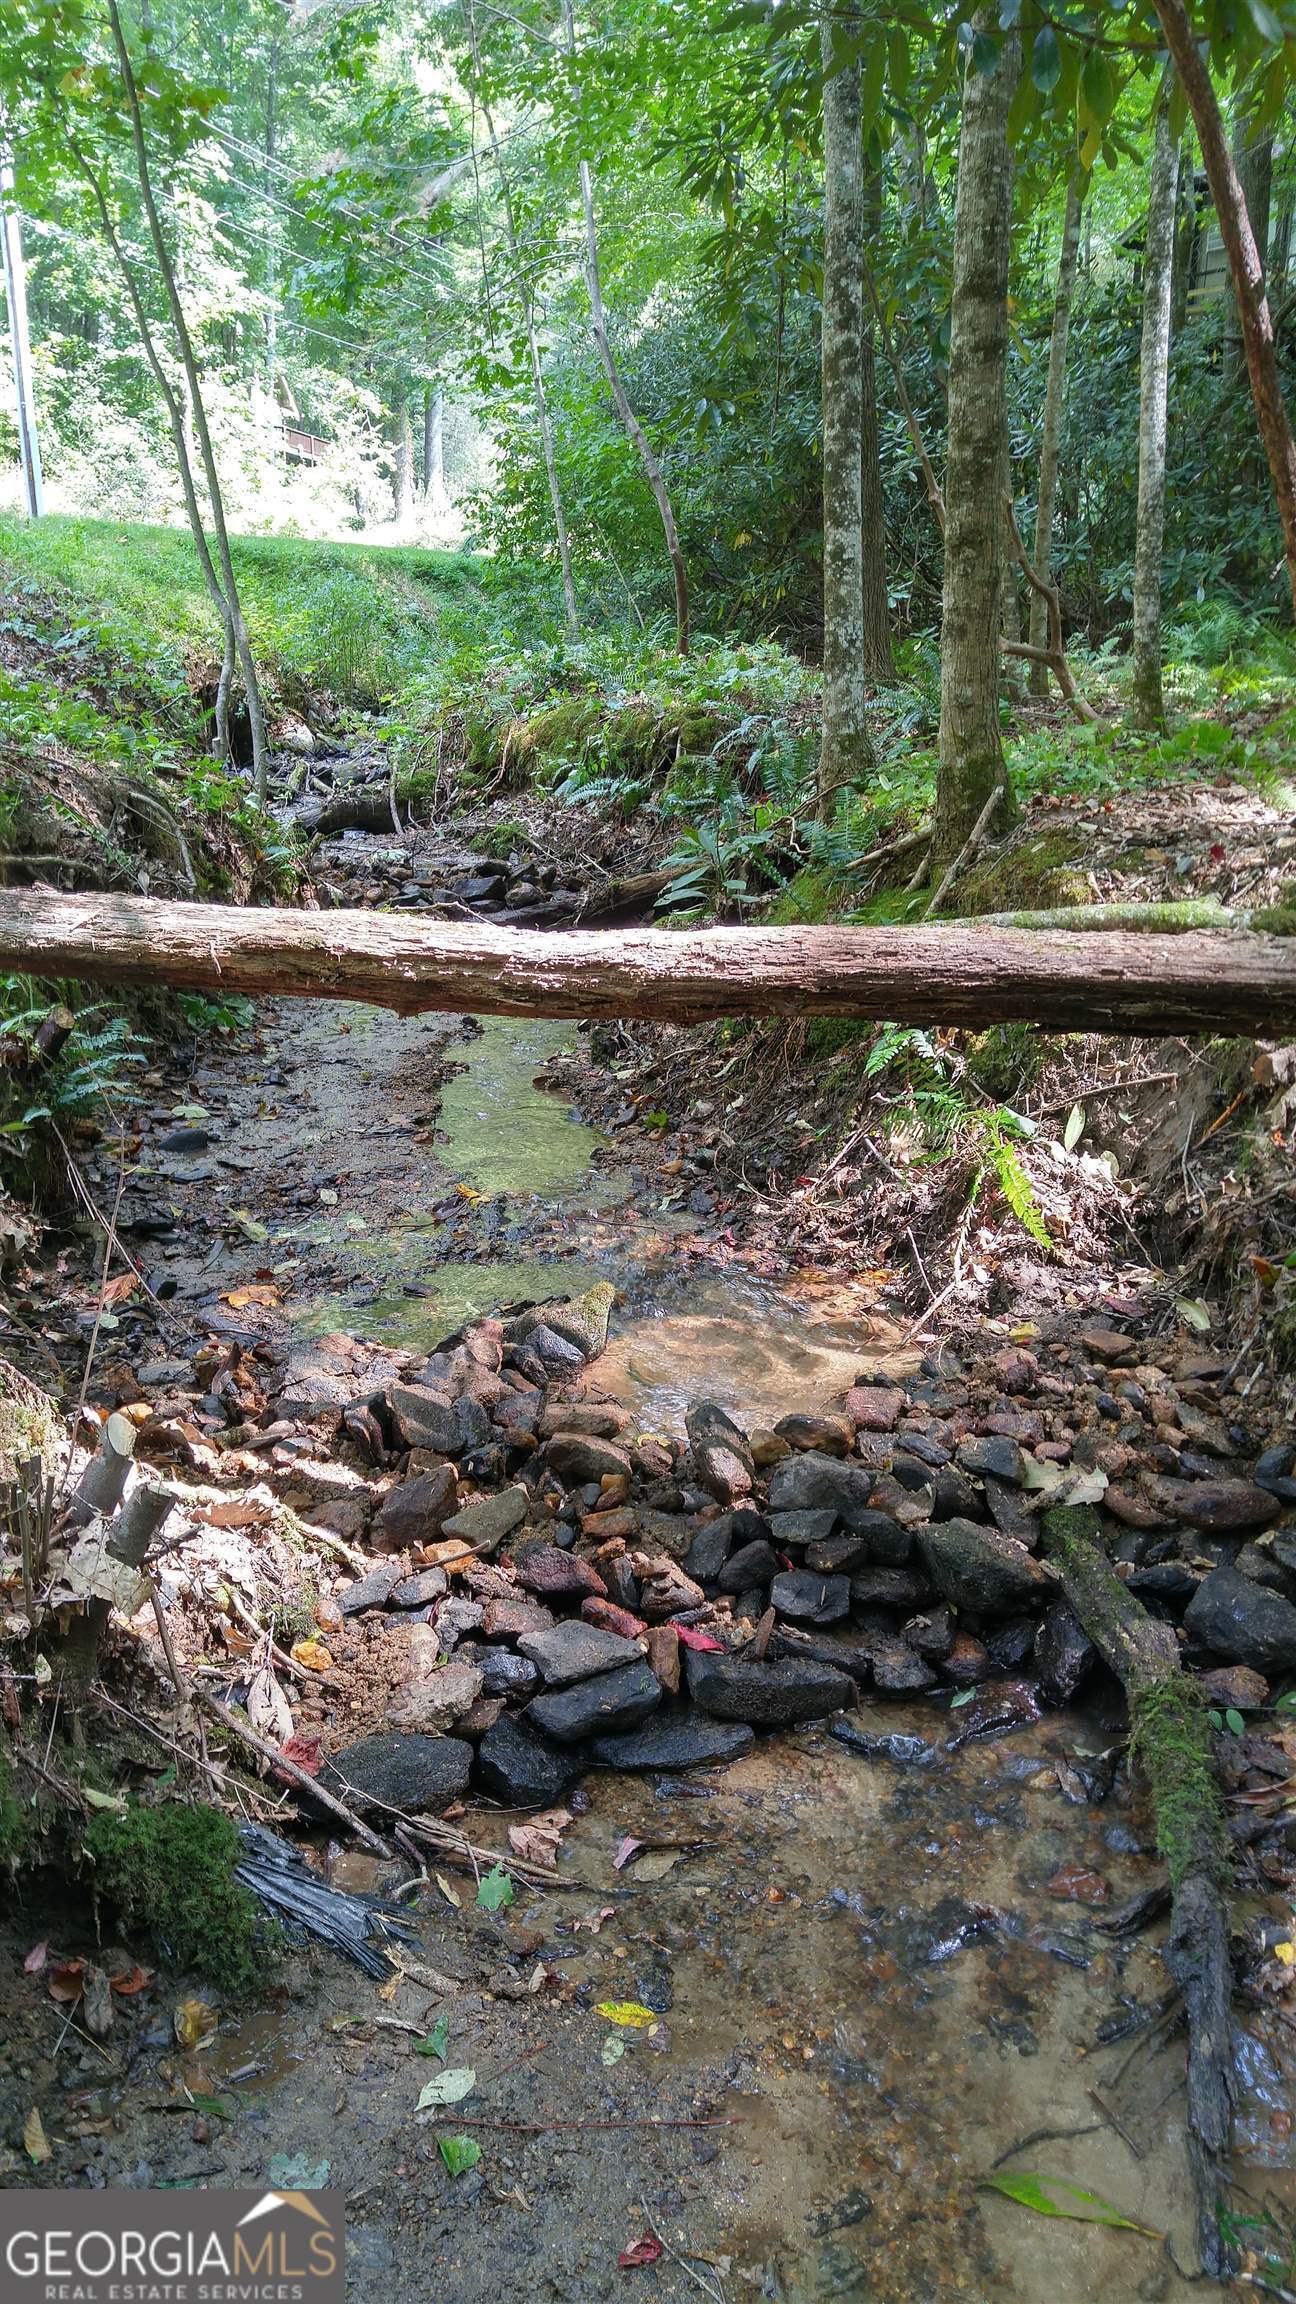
[0,1353,61,1482]
[1253,875,1296,936]
[958,828,1092,915]
[82,1797,275,1994]
[766,867,841,926]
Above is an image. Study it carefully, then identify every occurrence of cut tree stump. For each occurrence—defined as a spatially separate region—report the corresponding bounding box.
[2,891,1295,1037]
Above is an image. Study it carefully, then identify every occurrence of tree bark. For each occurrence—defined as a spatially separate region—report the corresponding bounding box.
[1130,89,1180,733]
[934,20,1020,868]
[860,160,894,684]
[423,385,446,505]
[818,10,878,817]
[1229,90,1272,380]
[1028,173,1083,695]
[394,397,416,529]
[105,0,270,802]
[4,892,1294,1038]
[1151,0,1296,619]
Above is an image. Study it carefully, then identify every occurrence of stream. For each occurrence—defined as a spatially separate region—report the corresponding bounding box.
[39,826,1293,2298]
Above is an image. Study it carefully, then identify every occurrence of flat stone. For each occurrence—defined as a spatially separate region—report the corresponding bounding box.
[767,1509,838,1550]
[441,1486,528,1551]
[481,1594,555,1642]
[774,1412,853,1457]
[515,1545,608,1601]
[1199,1664,1270,1712]
[519,1324,587,1376]
[686,1650,855,1727]
[1185,1565,1296,1673]
[476,1716,585,1806]
[519,1619,644,1686]
[846,1384,904,1433]
[804,1531,871,1574]
[338,1560,405,1616]
[850,1565,931,1611]
[543,1433,633,1487]
[918,1519,1049,1614]
[515,1282,614,1361]
[537,1401,629,1440]
[386,1657,483,1733]
[1078,1325,1139,1365]
[477,1647,541,1700]
[644,1623,681,1694]
[387,1382,459,1453]
[770,1569,851,1625]
[581,1596,647,1640]
[958,1435,1027,1485]
[686,1400,755,1506]
[526,1659,663,1744]
[590,1714,755,1771]
[372,1465,458,1552]
[767,1450,877,1522]
[865,1633,937,1695]
[683,1518,738,1584]
[1155,1479,1281,1535]
[1033,1601,1097,1705]
[389,1568,451,1609]
[718,1538,778,1593]
[324,1732,472,1814]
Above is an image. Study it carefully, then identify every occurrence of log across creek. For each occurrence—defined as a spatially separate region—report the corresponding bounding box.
[3,890,1296,1035]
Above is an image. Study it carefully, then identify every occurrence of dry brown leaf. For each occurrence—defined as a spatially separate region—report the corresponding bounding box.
[222,1283,281,1309]
[173,1998,218,2052]
[23,2106,51,2164]
[507,1806,572,1870]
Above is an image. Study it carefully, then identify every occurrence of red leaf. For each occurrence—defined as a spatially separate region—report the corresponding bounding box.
[23,1941,48,1975]
[612,1836,643,1873]
[276,1734,322,1777]
[618,2237,664,2269]
[47,1959,86,2004]
[109,1964,153,1997]
[675,1625,723,1653]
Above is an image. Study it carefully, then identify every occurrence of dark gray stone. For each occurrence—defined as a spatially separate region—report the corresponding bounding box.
[542,1432,632,1487]
[518,1619,643,1686]
[526,1660,663,1745]
[718,1539,779,1594]
[838,1508,913,1565]
[324,1732,472,1814]
[389,1568,451,1609]
[767,1450,876,1521]
[958,1435,1028,1485]
[1184,1565,1296,1673]
[770,1569,851,1625]
[804,1531,871,1574]
[768,1510,838,1550]
[686,1650,855,1727]
[589,1714,756,1771]
[850,1565,931,1611]
[1033,1602,1097,1705]
[917,1519,1049,1614]
[338,1560,405,1616]
[683,1518,738,1585]
[477,1647,541,1700]
[475,1716,585,1806]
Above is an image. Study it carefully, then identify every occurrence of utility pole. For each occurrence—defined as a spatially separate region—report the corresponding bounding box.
[0,150,45,518]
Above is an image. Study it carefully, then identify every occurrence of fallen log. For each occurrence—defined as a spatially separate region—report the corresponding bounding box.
[2,890,1295,1036]
[1040,1504,1234,2278]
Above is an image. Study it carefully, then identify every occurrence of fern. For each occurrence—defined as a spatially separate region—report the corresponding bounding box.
[980,1115,1053,1247]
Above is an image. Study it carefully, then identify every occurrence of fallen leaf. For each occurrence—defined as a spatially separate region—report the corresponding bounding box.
[602,2035,626,2068]
[23,1940,48,1974]
[101,1272,138,1306]
[47,1959,85,2005]
[434,1873,461,1909]
[246,1664,293,1748]
[174,1997,218,2052]
[416,2014,450,2060]
[82,1965,114,2039]
[476,1864,515,1913]
[22,2107,51,2164]
[595,2001,659,2030]
[438,2136,481,2177]
[222,1283,280,1309]
[1047,1863,1110,1905]
[228,1209,269,1242]
[613,1835,644,1873]
[980,2169,1161,2238]
[632,1849,681,1882]
[674,1624,723,1653]
[1275,1942,1295,1967]
[618,2237,664,2269]
[572,1906,616,1934]
[277,1734,322,1776]
[108,1964,152,1997]
[417,2065,476,2111]
[289,1638,333,1673]
[267,2152,329,2190]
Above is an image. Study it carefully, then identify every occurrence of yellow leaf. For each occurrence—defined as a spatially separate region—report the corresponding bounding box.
[1275,1941,1295,1966]
[594,2000,659,2030]
[173,1997,218,2052]
[23,2106,51,2163]
[290,1638,333,1672]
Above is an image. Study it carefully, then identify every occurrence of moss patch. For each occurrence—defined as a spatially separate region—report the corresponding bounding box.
[1130,1674,1229,1891]
[958,828,1092,915]
[82,1799,275,1994]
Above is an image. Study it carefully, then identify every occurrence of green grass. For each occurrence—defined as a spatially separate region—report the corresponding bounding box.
[0,513,484,709]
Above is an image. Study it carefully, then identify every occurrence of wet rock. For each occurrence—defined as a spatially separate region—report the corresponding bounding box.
[686,1400,755,1506]
[804,1531,871,1574]
[1199,1664,1270,1711]
[767,1450,876,1521]
[845,1384,904,1433]
[940,1632,994,1687]
[750,1429,792,1468]
[372,1465,458,1552]
[683,1517,737,1585]
[765,1509,837,1557]
[526,1659,663,1744]
[1154,1478,1281,1534]
[1033,1602,1097,1705]
[644,1623,681,1694]
[519,1619,644,1686]
[477,1648,541,1701]
[1184,1564,1296,1672]
[830,1719,931,1765]
[389,1567,451,1609]
[945,1679,1042,1749]
[324,1732,472,1814]
[958,1435,1027,1485]
[441,1486,528,1552]
[983,1617,1038,1670]
[770,1569,851,1626]
[718,1539,779,1593]
[517,1281,615,1361]
[543,1433,633,1488]
[537,1401,629,1440]
[519,1325,588,1377]
[516,1546,608,1601]
[863,1631,937,1694]
[849,1565,930,1610]
[1126,1562,1198,1608]
[686,1650,855,1727]
[476,1716,585,1806]
[774,1412,853,1457]
[386,1656,483,1734]
[589,1712,755,1771]
[902,1607,955,1662]
[338,1559,405,1616]
[918,1519,1049,1614]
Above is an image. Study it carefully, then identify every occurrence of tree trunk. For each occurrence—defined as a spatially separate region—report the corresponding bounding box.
[1171,127,1197,336]
[818,10,878,818]
[1151,0,1296,619]
[105,0,270,802]
[860,161,894,684]
[933,19,1020,869]
[468,0,579,638]
[1130,88,1180,733]
[1229,92,1272,380]
[1028,173,1083,695]
[423,385,446,505]
[4,891,1294,1038]
[394,398,416,529]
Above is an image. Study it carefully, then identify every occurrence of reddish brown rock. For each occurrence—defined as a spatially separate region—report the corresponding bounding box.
[940,1632,994,1687]
[1199,1664,1270,1712]
[774,1412,853,1458]
[537,1401,630,1439]
[846,1384,904,1433]
[581,1505,637,1543]
[371,1464,458,1553]
[1077,1325,1140,1364]
[1047,1863,1110,1905]
[581,1596,648,1641]
[516,1545,609,1600]
[482,1594,556,1643]
[1155,1478,1281,1534]
[644,1623,681,1694]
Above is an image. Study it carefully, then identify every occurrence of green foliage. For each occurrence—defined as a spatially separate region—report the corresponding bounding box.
[176,991,256,1035]
[0,1751,33,1870]
[82,1798,274,1993]
[1130,1675,1229,1892]
[862,1025,1052,1245]
[0,977,145,1179]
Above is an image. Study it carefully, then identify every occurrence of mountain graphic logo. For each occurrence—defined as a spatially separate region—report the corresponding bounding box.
[236,2193,333,2231]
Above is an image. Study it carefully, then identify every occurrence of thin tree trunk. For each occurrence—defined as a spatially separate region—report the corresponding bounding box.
[394,397,415,529]
[264,34,280,397]
[818,9,877,819]
[6,891,1295,1039]
[423,385,446,505]
[1151,0,1296,619]
[1130,89,1179,733]
[468,0,579,638]
[1229,91,1272,381]
[563,0,688,654]
[860,160,894,683]
[105,0,270,801]
[1171,127,1196,335]
[933,18,1020,869]
[1028,172,1083,695]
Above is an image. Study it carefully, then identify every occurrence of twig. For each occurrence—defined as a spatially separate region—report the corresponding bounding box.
[925,783,1004,919]
[420,2114,739,2133]
[990,2121,1102,2168]
[193,1687,391,1859]
[1086,2083,1146,2162]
